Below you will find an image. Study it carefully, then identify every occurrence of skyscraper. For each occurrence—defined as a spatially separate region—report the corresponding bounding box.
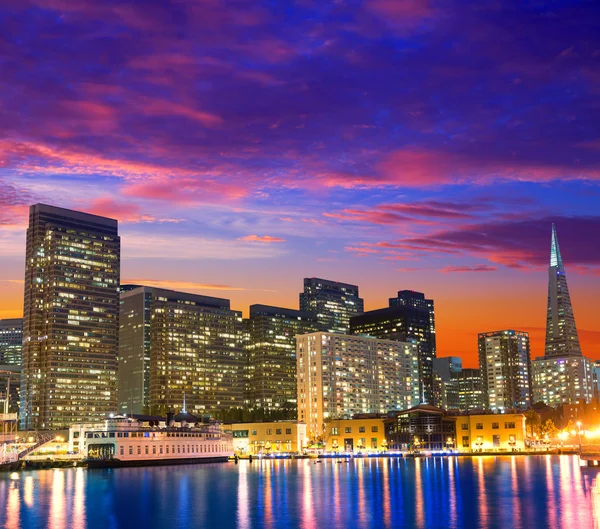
[455,368,485,411]
[545,224,582,357]
[297,332,419,440]
[0,318,23,365]
[299,278,364,334]
[245,305,317,415]
[21,204,120,430]
[432,356,462,409]
[0,319,23,416]
[531,224,594,406]
[349,290,436,403]
[478,330,531,412]
[118,286,245,417]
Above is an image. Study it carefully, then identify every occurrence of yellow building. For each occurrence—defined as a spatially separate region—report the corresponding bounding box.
[454,413,526,452]
[228,422,307,455]
[324,417,387,453]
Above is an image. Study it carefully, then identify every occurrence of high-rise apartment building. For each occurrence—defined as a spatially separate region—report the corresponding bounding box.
[478,330,531,412]
[531,225,594,406]
[455,368,484,411]
[532,356,594,406]
[118,286,245,417]
[0,318,23,365]
[21,204,120,430]
[245,305,317,414]
[297,332,419,439]
[299,278,364,334]
[349,290,436,404]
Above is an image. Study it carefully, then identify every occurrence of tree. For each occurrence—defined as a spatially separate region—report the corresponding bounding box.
[524,409,541,438]
[540,418,559,439]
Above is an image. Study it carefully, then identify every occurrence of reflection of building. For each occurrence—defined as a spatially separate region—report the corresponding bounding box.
[324,416,387,452]
[532,356,594,407]
[478,330,531,412]
[297,332,420,440]
[118,286,245,417]
[245,305,317,414]
[21,204,120,430]
[384,404,456,451]
[300,278,364,334]
[228,421,307,455]
[0,319,23,365]
[453,413,526,452]
[531,225,594,406]
[350,290,436,404]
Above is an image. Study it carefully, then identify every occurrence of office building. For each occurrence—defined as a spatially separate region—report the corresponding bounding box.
[531,224,594,406]
[384,404,456,451]
[532,356,594,407]
[229,421,307,455]
[21,204,120,430]
[299,278,364,334]
[545,224,581,357]
[297,332,419,440]
[0,319,23,365]
[453,413,526,452]
[593,361,600,401]
[456,368,484,411]
[478,330,531,412]
[324,416,387,452]
[245,305,317,414]
[433,356,462,381]
[349,290,436,404]
[118,286,245,417]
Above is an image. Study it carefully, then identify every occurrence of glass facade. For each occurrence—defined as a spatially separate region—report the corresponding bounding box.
[142,288,245,417]
[244,305,317,414]
[297,332,420,440]
[118,286,152,415]
[455,368,485,411]
[299,278,364,334]
[21,204,120,430]
[385,404,456,451]
[0,318,23,365]
[349,290,436,404]
[478,330,531,412]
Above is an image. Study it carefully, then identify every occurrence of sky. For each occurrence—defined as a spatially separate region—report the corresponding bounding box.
[1,0,599,367]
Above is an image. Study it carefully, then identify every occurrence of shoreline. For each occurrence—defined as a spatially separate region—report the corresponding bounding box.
[0,450,584,473]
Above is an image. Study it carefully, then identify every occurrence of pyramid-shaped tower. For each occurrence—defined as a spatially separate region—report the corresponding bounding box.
[544,224,582,357]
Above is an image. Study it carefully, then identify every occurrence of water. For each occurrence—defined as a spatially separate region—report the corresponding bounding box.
[1,456,599,529]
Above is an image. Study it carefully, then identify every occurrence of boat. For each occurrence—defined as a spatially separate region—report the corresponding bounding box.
[84,416,233,469]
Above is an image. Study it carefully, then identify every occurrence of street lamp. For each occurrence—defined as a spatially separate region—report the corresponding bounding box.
[576,421,582,452]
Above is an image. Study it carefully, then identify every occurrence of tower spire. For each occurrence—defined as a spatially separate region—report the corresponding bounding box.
[550,223,563,269]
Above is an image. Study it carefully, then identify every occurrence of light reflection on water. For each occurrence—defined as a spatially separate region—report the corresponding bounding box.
[1,456,599,529]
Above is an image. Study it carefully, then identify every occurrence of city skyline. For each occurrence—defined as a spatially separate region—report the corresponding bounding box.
[1,1,600,368]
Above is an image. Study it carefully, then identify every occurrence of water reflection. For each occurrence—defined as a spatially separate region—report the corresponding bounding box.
[1,456,600,529]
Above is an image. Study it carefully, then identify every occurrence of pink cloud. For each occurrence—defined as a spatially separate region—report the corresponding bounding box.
[85,197,180,224]
[122,178,248,204]
[441,265,498,273]
[238,235,286,243]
